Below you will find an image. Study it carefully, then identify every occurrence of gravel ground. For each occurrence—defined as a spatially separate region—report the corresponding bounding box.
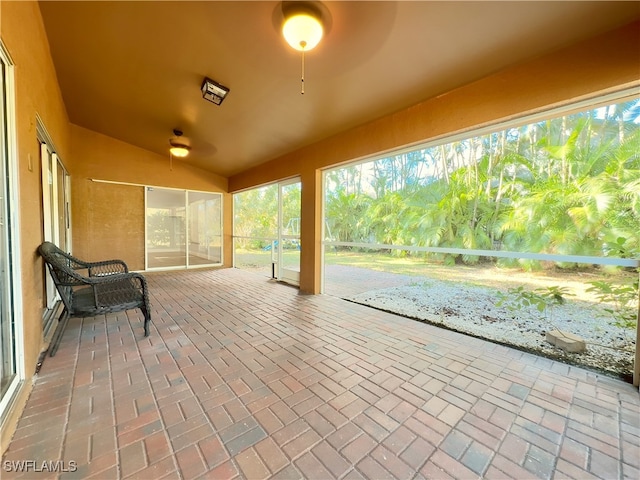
[346,279,636,380]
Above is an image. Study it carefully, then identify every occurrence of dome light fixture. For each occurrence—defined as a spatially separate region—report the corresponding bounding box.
[281,2,325,94]
[282,10,323,52]
[169,129,190,158]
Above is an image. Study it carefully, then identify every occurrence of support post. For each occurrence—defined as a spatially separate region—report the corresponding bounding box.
[298,169,322,294]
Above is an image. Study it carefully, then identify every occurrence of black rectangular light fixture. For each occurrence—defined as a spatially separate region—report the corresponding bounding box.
[201,77,229,105]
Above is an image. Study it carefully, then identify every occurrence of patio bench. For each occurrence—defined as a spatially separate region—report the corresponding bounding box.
[38,241,151,356]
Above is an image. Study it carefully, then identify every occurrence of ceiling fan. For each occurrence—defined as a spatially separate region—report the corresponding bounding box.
[169,129,191,158]
[166,128,218,171]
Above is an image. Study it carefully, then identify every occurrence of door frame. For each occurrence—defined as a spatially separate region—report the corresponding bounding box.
[145,186,223,270]
[37,118,71,334]
[0,40,25,423]
[277,178,301,286]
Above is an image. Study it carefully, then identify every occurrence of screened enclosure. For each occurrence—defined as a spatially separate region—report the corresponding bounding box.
[323,93,640,380]
[146,187,222,269]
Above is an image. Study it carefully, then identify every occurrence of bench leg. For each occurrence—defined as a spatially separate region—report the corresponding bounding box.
[142,307,151,337]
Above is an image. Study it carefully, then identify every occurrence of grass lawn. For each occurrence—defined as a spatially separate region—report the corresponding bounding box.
[236,247,637,301]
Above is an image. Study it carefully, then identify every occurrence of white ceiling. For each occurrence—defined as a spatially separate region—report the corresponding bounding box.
[39,1,640,177]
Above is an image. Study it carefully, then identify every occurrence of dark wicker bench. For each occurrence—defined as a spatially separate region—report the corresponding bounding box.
[38,242,151,356]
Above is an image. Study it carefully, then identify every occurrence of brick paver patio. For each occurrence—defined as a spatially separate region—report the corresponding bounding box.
[2,268,639,479]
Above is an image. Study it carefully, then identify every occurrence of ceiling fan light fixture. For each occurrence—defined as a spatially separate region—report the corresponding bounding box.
[201,77,230,105]
[169,129,191,158]
[282,11,323,51]
[281,2,326,94]
[169,145,190,158]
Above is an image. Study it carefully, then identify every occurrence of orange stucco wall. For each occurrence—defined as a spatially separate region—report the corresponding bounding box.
[229,20,640,294]
[69,125,231,269]
[0,0,72,449]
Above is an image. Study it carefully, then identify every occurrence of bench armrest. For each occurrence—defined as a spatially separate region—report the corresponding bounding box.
[89,272,150,309]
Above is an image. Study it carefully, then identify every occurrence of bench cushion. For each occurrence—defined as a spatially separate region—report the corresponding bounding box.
[71,280,145,315]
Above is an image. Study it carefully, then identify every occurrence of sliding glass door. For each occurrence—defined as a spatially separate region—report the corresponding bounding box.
[188,191,222,266]
[40,142,70,329]
[0,41,22,419]
[146,187,222,269]
[232,179,300,286]
[146,188,186,268]
[278,179,301,286]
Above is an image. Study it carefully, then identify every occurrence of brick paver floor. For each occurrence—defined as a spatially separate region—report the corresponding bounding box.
[2,268,639,479]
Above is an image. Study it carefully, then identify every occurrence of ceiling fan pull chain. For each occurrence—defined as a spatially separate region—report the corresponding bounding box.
[301,49,305,95]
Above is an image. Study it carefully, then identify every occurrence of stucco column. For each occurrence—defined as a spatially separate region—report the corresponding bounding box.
[222,192,234,267]
[299,169,323,294]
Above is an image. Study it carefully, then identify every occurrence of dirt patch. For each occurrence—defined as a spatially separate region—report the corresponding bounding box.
[346,277,636,381]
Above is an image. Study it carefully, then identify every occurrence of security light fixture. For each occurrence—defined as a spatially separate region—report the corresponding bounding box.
[201,77,230,105]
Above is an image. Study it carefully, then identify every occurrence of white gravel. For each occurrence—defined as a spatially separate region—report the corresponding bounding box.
[347,279,635,380]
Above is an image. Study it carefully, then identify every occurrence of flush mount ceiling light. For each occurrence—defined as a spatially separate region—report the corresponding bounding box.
[282,5,323,51]
[201,77,230,105]
[169,129,191,158]
[281,2,326,94]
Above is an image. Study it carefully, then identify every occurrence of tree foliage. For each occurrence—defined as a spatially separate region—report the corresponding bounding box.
[324,99,640,268]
